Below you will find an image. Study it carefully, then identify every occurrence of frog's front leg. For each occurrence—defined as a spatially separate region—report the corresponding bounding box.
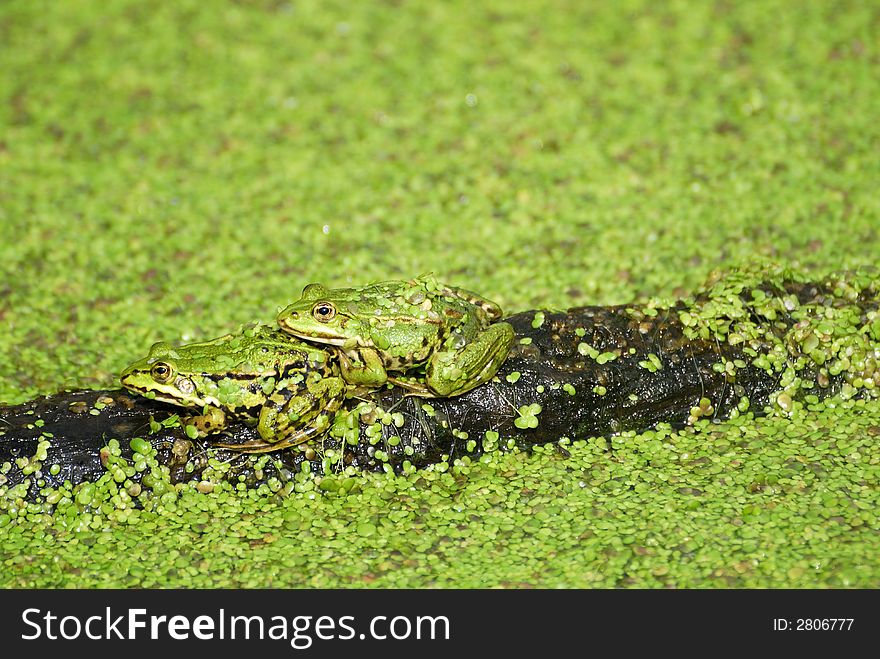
[337,347,389,388]
[425,322,515,397]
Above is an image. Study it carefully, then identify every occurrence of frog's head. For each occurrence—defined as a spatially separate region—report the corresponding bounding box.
[277,282,363,346]
[119,341,209,407]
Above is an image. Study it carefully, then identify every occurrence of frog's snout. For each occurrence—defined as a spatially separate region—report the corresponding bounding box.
[119,362,145,388]
[119,367,136,386]
[279,310,300,326]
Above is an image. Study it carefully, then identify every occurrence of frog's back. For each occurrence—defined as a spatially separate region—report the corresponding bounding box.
[172,324,309,375]
[434,283,504,321]
[313,276,504,323]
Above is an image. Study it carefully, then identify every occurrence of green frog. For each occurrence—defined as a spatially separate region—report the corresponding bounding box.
[276,275,515,397]
[119,323,346,453]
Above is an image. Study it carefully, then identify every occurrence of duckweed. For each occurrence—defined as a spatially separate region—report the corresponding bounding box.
[514,404,543,430]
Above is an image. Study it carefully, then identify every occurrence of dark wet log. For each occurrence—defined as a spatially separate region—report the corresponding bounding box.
[2,265,878,493]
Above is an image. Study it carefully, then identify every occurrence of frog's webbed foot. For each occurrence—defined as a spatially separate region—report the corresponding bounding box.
[344,383,382,399]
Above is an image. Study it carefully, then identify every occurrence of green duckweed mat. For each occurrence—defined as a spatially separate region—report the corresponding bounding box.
[1,0,878,587]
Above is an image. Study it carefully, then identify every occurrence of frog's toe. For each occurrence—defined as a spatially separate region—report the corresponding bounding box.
[387,376,434,396]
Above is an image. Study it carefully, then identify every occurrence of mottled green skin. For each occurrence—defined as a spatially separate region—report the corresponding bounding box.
[277,276,516,397]
[119,324,345,452]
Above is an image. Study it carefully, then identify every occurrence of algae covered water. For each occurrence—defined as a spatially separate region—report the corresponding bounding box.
[1,0,878,587]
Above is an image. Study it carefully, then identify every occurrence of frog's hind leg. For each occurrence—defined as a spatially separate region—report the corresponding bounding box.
[217,378,346,453]
[426,321,515,397]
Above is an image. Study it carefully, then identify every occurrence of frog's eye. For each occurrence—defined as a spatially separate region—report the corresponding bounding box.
[312,301,337,322]
[150,362,174,383]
